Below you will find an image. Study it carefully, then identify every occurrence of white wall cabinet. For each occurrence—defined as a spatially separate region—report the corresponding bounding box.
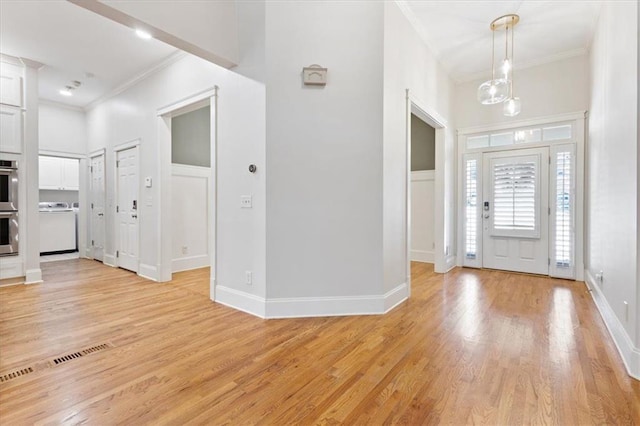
[0,74,23,107]
[0,105,23,154]
[39,156,79,190]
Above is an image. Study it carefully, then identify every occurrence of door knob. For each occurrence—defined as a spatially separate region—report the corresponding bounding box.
[132,214,138,219]
[484,213,490,219]
[97,213,104,217]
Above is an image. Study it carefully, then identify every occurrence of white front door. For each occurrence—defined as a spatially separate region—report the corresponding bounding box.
[482,147,549,275]
[90,154,105,261]
[116,146,139,272]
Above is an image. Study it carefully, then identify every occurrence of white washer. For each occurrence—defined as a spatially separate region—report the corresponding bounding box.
[39,202,76,253]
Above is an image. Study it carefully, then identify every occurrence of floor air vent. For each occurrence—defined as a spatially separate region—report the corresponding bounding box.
[52,352,84,365]
[52,343,113,365]
[0,343,113,384]
[0,367,34,383]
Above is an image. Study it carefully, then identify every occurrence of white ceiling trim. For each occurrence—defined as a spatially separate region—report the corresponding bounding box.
[457,47,588,84]
[394,1,446,68]
[85,50,187,111]
[39,98,85,113]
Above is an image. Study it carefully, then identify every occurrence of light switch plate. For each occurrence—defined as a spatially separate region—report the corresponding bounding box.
[241,195,252,208]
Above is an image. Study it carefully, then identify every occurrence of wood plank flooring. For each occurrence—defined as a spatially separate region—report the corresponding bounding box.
[0,260,638,424]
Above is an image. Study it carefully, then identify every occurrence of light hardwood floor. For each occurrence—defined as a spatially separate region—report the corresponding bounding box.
[0,259,638,424]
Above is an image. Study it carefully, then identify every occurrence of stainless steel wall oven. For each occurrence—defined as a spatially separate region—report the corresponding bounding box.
[0,160,18,256]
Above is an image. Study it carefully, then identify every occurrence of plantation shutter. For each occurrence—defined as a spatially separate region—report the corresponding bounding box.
[490,154,540,238]
[550,144,575,279]
[463,153,482,268]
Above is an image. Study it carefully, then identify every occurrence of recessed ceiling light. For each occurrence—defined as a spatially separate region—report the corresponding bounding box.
[135,29,152,40]
[59,88,73,97]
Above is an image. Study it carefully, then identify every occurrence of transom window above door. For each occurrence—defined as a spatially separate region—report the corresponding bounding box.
[466,123,573,150]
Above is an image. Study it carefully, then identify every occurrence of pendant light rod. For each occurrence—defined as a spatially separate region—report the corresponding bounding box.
[510,15,515,95]
[505,21,509,65]
[491,27,495,81]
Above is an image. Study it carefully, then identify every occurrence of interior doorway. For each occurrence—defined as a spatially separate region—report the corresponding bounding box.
[170,104,212,273]
[405,93,449,290]
[156,88,216,298]
[38,154,81,263]
[409,113,436,264]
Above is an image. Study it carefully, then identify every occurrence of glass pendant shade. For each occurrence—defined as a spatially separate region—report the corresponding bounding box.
[477,78,509,105]
[501,58,512,79]
[503,97,521,116]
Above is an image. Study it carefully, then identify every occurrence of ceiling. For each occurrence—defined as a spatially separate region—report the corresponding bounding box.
[0,0,177,108]
[398,0,603,82]
[0,1,603,105]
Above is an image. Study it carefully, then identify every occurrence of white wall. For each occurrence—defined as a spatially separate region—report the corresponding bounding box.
[264,1,385,302]
[383,2,457,290]
[73,0,238,68]
[455,55,590,129]
[587,0,639,378]
[86,53,266,300]
[234,0,265,83]
[171,164,209,273]
[38,101,86,155]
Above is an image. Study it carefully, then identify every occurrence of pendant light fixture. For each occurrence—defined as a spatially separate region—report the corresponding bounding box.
[476,19,509,105]
[477,14,521,116]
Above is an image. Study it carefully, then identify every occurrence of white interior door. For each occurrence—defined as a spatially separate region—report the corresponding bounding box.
[116,146,139,272]
[482,147,549,275]
[90,153,105,261]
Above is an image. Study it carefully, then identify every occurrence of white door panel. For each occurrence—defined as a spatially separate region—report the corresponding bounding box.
[116,146,139,272]
[90,154,105,261]
[482,147,549,275]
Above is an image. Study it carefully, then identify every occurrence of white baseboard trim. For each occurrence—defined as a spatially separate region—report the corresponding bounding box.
[25,268,42,284]
[384,282,408,312]
[0,260,23,280]
[265,283,408,319]
[265,294,381,318]
[585,270,640,380]
[103,254,117,267]
[216,285,266,318]
[410,249,434,263]
[172,254,209,273]
[138,263,159,282]
[215,283,409,320]
[445,254,457,272]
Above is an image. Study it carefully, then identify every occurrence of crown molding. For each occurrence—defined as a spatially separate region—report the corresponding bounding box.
[84,50,187,111]
[38,98,86,113]
[394,1,454,73]
[454,48,588,84]
[0,53,44,69]
[21,58,44,69]
[0,53,23,66]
